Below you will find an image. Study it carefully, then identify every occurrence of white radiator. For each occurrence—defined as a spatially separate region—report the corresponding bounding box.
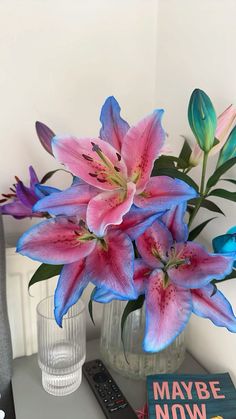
[6,246,103,358]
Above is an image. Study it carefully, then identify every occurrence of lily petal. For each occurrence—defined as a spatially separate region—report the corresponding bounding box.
[118,205,164,240]
[134,176,197,211]
[52,135,127,190]
[29,166,40,188]
[121,110,165,193]
[0,200,38,219]
[92,287,129,303]
[168,242,235,289]
[16,217,96,264]
[34,184,97,217]
[133,259,152,295]
[136,220,172,268]
[16,181,37,208]
[87,182,136,237]
[100,96,129,152]
[191,284,236,332]
[85,229,136,299]
[161,203,188,243]
[143,270,192,352]
[92,259,150,303]
[54,260,88,327]
[34,184,61,199]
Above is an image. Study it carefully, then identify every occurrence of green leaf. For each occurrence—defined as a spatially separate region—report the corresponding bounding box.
[188,198,225,215]
[188,217,216,241]
[212,269,236,284]
[178,137,192,167]
[188,89,217,152]
[208,189,236,202]
[121,295,145,362]
[155,155,176,169]
[88,289,96,326]
[221,178,236,185]
[40,169,71,184]
[206,157,236,190]
[151,165,199,191]
[28,263,63,289]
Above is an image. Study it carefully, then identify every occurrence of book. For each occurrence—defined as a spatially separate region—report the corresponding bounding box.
[147,373,236,419]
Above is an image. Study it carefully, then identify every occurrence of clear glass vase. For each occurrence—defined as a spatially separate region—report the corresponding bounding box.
[100,300,185,380]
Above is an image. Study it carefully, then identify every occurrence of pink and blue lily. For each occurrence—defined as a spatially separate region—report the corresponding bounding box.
[94,204,236,352]
[50,97,197,236]
[17,216,138,327]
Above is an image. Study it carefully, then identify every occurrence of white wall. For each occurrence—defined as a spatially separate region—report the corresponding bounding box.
[0,0,158,240]
[156,0,236,383]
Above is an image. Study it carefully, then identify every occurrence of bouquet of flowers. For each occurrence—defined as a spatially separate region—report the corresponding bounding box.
[1,89,236,353]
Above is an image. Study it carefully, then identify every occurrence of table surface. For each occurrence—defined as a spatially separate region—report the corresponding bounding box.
[12,339,207,419]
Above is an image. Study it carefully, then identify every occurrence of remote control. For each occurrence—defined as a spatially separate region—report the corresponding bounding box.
[82,359,137,418]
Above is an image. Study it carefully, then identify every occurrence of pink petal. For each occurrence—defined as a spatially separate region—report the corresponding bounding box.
[134,176,197,211]
[161,203,188,242]
[121,110,165,192]
[34,184,98,217]
[191,284,236,332]
[54,260,88,327]
[168,242,235,289]
[136,220,172,268]
[17,217,96,264]
[85,229,136,299]
[92,259,151,302]
[99,96,130,152]
[52,136,127,190]
[86,182,136,236]
[143,270,192,352]
[212,104,236,155]
[133,259,152,295]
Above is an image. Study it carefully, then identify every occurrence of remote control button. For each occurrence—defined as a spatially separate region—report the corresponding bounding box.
[106,402,115,408]
[109,407,119,413]
[110,396,115,400]
[116,393,122,398]
[119,403,128,409]
[103,398,109,403]
[100,392,106,397]
[108,379,112,383]
[115,399,125,405]
[93,372,108,383]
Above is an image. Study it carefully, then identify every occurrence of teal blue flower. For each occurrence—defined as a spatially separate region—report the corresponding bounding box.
[213,227,236,268]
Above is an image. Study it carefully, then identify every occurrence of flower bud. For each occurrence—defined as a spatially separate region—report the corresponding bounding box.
[188,89,217,152]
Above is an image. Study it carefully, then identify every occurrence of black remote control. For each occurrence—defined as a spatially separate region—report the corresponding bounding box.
[82,359,137,418]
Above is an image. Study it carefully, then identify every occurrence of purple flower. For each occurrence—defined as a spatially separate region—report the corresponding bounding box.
[0,166,55,219]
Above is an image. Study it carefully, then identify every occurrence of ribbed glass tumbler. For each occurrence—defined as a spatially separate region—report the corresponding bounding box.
[37,296,86,396]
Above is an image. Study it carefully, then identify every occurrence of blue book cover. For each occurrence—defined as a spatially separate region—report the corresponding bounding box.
[147,373,236,418]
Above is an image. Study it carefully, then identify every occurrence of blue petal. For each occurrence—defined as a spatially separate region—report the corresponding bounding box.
[92,287,129,303]
[120,205,165,240]
[34,184,61,199]
[99,96,129,152]
[54,261,88,327]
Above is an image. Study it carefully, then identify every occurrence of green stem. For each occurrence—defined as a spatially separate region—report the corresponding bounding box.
[188,151,208,229]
